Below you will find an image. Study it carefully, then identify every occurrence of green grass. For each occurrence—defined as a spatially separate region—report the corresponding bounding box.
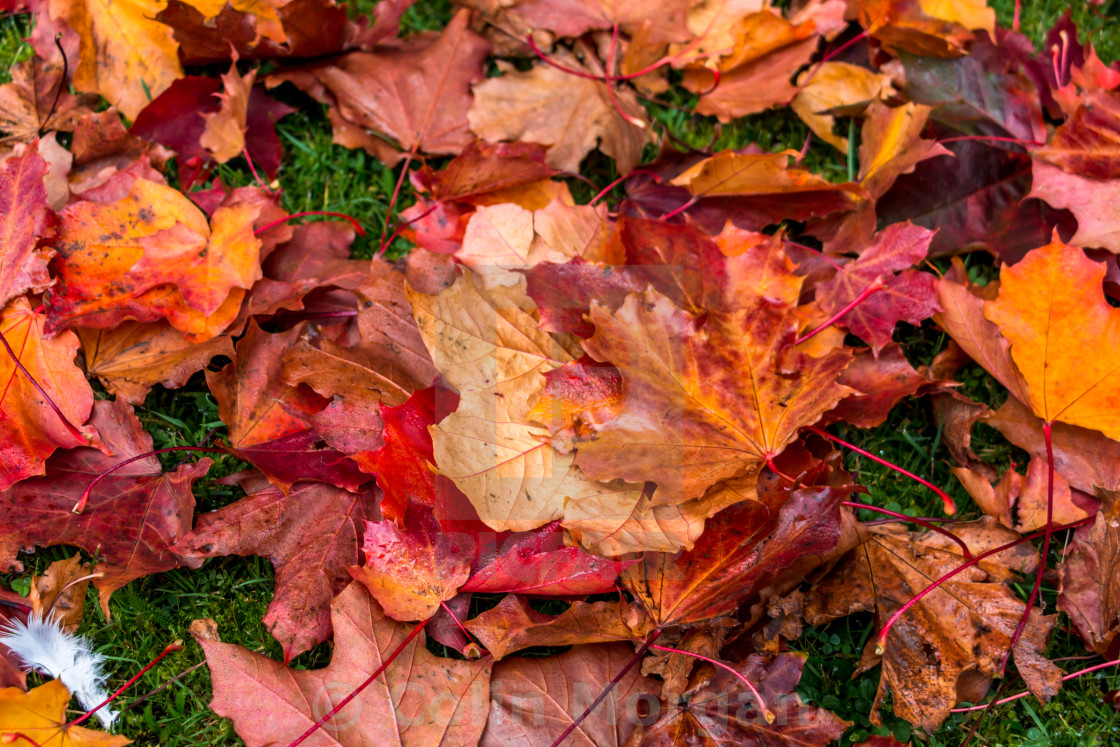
[2,1,1119,745]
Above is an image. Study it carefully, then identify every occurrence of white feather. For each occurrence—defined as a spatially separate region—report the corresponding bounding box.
[0,613,117,728]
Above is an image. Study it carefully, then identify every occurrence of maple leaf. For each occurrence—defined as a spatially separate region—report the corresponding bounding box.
[1029,159,1120,253]
[206,322,371,492]
[158,0,361,65]
[1059,503,1120,658]
[198,57,256,163]
[879,138,1071,259]
[468,51,649,174]
[130,76,295,181]
[281,258,438,407]
[622,484,846,628]
[196,582,492,746]
[465,595,654,660]
[349,508,473,622]
[685,33,819,122]
[0,146,53,309]
[408,270,576,530]
[816,221,941,352]
[0,299,96,490]
[805,519,1062,731]
[900,46,1046,144]
[268,9,490,164]
[825,343,943,428]
[456,201,610,289]
[45,178,257,340]
[574,287,852,502]
[0,679,131,747]
[635,652,850,746]
[174,474,380,661]
[78,322,234,406]
[668,151,867,229]
[791,62,894,151]
[51,0,183,119]
[933,259,1031,405]
[0,57,95,154]
[0,399,210,614]
[28,556,92,634]
[1035,87,1120,180]
[481,642,661,746]
[988,396,1120,498]
[986,235,1120,437]
[859,0,990,57]
[857,100,950,200]
[462,521,635,596]
[0,594,27,691]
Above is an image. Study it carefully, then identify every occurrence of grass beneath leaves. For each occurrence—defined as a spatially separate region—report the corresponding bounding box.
[2,1,1120,744]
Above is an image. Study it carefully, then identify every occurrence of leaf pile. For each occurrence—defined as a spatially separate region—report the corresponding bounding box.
[1,0,1119,745]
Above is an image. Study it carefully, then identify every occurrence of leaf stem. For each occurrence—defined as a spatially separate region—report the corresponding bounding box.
[648,644,774,723]
[589,170,661,207]
[254,211,365,236]
[379,154,414,253]
[794,275,886,346]
[807,425,957,514]
[1,733,44,746]
[286,617,427,747]
[548,629,662,747]
[73,445,228,515]
[0,329,87,443]
[952,658,1120,712]
[66,640,183,727]
[841,501,971,558]
[999,421,1054,675]
[875,515,1093,654]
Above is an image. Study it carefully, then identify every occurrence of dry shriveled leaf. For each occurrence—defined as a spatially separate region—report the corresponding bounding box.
[197,582,492,747]
[805,519,1062,731]
[0,58,95,153]
[1059,503,1120,658]
[858,101,950,200]
[635,652,850,746]
[0,679,131,747]
[986,235,1120,437]
[29,555,92,633]
[481,642,661,747]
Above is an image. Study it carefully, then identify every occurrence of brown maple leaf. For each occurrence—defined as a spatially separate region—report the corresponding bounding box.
[634,652,850,746]
[196,582,492,746]
[481,642,661,746]
[174,473,380,661]
[0,399,210,614]
[469,50,649,174]
[805,519,1062,731]
[268,9,490,164]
